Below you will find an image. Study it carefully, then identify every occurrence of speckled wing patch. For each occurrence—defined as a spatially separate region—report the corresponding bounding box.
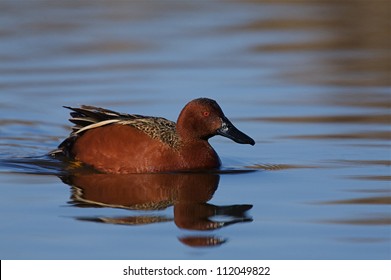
[118,117,180,149]
[63,105,181,149]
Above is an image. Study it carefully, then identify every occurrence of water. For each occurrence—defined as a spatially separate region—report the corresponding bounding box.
[0,0,390,260]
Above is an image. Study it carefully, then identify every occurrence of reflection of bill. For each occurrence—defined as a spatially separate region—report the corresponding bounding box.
[61,172,252,247]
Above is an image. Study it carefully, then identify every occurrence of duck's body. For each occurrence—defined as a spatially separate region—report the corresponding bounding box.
[51,98,254,173]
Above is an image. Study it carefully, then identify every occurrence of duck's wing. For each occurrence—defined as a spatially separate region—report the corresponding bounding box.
[50,105,179,158]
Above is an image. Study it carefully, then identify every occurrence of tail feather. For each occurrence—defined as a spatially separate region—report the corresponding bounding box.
[65,105,120,122]
[50,105,127,158]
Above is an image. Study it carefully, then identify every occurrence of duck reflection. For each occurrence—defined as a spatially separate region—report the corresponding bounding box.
[61,172,252,247]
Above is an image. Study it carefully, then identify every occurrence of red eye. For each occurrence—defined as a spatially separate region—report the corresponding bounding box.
[203,111,210,117]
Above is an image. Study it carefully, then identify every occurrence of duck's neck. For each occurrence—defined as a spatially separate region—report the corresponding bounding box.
[179,140,221,170]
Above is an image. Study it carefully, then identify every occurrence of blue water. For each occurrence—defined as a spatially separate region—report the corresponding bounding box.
[0,0,390,260]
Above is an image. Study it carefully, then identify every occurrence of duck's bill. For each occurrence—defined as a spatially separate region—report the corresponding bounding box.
[217,117,255,145]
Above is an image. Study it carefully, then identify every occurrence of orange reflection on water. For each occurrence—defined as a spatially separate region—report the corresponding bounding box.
[62,172,252,247]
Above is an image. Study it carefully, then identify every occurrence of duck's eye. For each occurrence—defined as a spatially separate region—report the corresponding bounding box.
[203,111,210,117]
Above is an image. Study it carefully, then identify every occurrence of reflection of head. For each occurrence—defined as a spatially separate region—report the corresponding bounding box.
[178,236,227,247]
[62,172,252,247]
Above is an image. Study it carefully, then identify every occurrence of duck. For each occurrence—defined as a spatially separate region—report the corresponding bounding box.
[51,98,255,173]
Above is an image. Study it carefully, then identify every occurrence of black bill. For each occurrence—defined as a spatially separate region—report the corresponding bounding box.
[217,117,255,145]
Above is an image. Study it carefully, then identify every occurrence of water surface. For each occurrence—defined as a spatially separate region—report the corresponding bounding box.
[0,0,390,259]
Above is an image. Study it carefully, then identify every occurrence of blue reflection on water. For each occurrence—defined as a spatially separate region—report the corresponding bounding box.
[0,0,390,259]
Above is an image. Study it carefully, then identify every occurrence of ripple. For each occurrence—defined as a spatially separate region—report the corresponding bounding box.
[0,155,260,176]
[245,163,317,170]
[325,216,391,226]
[346,175,391,181]
[0,156,76,176]
[335,160,391,166]
[244,114,391,124]
[321,196,391,205]
[287,131,391,140]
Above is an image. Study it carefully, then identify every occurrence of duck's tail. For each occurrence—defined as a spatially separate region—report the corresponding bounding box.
[50,105,134,158]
